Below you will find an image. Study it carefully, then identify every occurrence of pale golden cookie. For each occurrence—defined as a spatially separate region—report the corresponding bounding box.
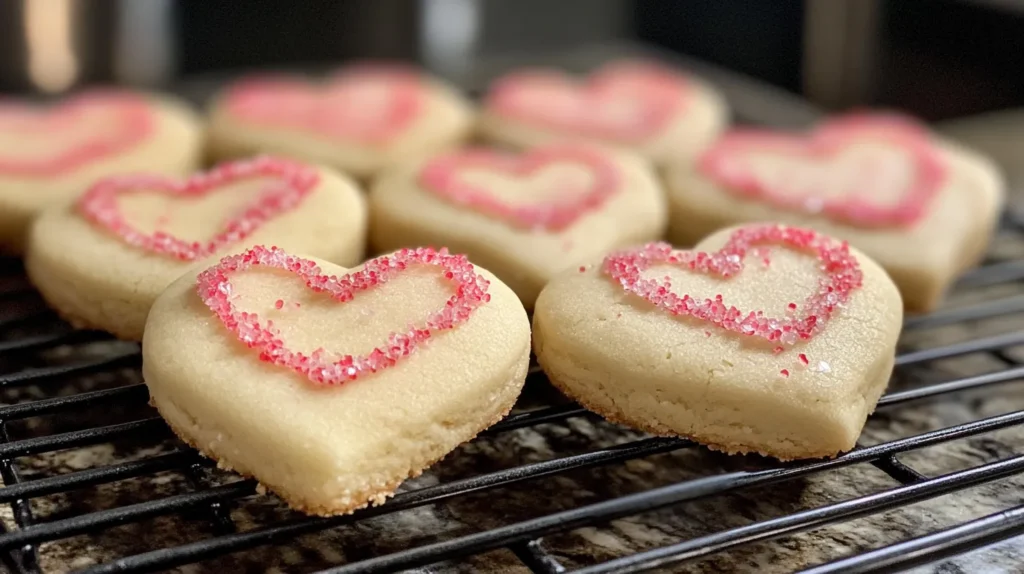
[143,246,530,515]
[534,224,902,460]
[206,65,474,180]
[478,60,728,166]
[369,144,667,307]
[26,157,366,341]
[0,90,203,253]
[664,113,1005,312]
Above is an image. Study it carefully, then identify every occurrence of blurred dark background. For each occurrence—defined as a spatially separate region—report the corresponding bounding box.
[2,0,1024,121]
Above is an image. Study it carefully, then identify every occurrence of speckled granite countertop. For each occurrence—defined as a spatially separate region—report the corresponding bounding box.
[3,43,1024,573]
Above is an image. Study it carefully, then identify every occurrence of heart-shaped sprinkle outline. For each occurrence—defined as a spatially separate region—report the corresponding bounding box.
[196,245,491,385]
[78,156,320,261]
[486,61,689,142]
[602,224,863,345]
[223,66,422,144]
[697,113,947,228]
[0,90,152,177]
[418,145,622,231]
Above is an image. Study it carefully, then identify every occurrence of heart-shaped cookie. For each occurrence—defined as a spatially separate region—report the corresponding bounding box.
[487,61,688,142]
[664,112,1005,312]
[697,114,947,228]
[479,60,729,166]
[222,69,421,145]
[370,144,667,307]
[534,223,902,460]
[25,157,367,341]
[208,65,474,179]
[78,155,321,261]
[0,90,203,252]
[417,145,621,231]
[0,91,152,176]
[144,246,530,515]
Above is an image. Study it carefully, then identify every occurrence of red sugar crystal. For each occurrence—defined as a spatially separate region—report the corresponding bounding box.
[579,266,587,273]
[602,224,863,346]
[798,353,809,365]
[788,302,797,311]
[773,346,784,355]
[195,245,490,386]
[419,145,621,232]
[698,113,947,228]
[78,156,320,261]
[0,90,153,177]
[780,369,790,377]
[275,299,284,310]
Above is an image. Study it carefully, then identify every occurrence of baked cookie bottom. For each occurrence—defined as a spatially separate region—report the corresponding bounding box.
[149,348,529,516]
[25,249,154,341]
[535,332,894,461]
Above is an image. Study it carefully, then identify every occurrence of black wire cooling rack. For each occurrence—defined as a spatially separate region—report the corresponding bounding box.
[3,45,1024,573]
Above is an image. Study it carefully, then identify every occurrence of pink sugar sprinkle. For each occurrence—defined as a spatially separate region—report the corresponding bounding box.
[77,156,320,261]
[602,224,863,345]
[419,145,621,232]
[773,346,784,355]
[780,369,790,377]
[275,299,284,309]
[579,266,587,272]
[788,302,797,311]
[798,353,809,365]
[705,330,712,337]
[195,245,490,386]
[0,90,153,177]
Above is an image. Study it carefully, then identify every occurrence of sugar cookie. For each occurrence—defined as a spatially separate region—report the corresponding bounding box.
[206,64,474,180]
[143,246,530,515]
[26,156,366,341]
[369,143,667,307]
[534,223,902,460]
[478,60,728,166]
[665,112,1005,312]
[0,89,203,252]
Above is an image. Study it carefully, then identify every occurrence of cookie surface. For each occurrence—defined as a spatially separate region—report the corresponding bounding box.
[534,224,902,460]
[369,143,667,307]
[0,90,203,252]
[143,246,530,515]
[665,113,1005,312]
[26,157,366,341]
[478,60,728,166]
[206,65,474,180]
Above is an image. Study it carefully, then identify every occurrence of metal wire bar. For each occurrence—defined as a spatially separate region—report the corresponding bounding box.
[0,452,199,504]
[75,438,688,574]
[903,295,1024,330]
[0,330,110,355]
[0,384,149,421]
[798,505,1024,573]
[511,539,567,574]
[894,331,1024,366]
[570,455,1024,574]
[0,418,168,459]
[0,352,141,388]
[0,423,39,574]
[307,410,1024,574]
[75,410,1024,574]
[869,455,927,484]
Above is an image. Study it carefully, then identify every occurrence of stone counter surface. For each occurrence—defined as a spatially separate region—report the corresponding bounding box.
[3,45,1024,573]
